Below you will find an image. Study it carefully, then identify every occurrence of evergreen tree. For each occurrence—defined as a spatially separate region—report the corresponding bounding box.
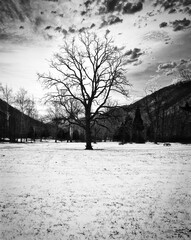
[132,106,145,143]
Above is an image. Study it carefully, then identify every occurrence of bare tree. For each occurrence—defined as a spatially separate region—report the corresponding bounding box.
[179,69,191,82]
[39,31,130,149]
[25,96,38,119]
[0,83,14,105]
[0,83,14,139]
[14,88,38,142]
[14,88,29,113]
[14,88,38,118]
[45,101,65,142]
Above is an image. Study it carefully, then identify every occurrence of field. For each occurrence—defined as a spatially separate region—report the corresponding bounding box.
[0,141,191,240]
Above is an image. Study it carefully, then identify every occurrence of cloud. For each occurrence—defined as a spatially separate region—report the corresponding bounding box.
[81,10,87,16]
[79,27,88,33]
[159,22,168,28]
[123,1,143,14]
[109,15,123,24]
[43,33,54,40]
[168,8,176,14]
[157,59,191,76]
[130,48,142,59]
[124,50,132,56]
[68,26,76,34]
[143,31,170,42]
[98,0,144,14]
[106,0,120,12]
[100,15,123,28]
[166,70,174,76]
[133,60,142,66]
[184,6,191,14]
[123,48,143,65]
[62,29,68,36]
[90,23,95,28]
[32,16,45,32]
[84,0,93,9]
[55,26,62,32]
[172,18,191,31]
[177,58,191,70]
[44,26,52,30]
[100,19,108,28]
[158,62,177,71]
[0,45,16,53]
[0,32,31,44]
[153,0,191,12]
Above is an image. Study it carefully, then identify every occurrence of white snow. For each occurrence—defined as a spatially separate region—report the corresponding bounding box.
[0,141,191,240]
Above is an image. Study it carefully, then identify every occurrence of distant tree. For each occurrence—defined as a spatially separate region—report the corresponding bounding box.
[124,113,133,143]
[57,129,65,142]
[179,69,191,82]
[132,106,145,143]
[73,129,80,141]
[40,126,50,141]
[45,101,64,142]
[114,114,133,144]
[180,102,191,113]
[39,31,130,149]
[14,88,38,118]
[14,88,38,142]
[144,80,163,143]
[172,68,191,85]
[114,122,126,143]
[27,126,35,142]
[14,88,29,113]
[0,83,14,139]
[0,83,14,105]
[25,96,38,119]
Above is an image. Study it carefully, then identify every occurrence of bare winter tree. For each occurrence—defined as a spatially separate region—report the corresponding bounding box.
[25,96,38,119]
[179,69,191,82]
[14,88,38,142]
[14,88,38,118]
[0,83,14,139]
[0,83,14,105]
[45,101,65,142]
[39,31,130,149]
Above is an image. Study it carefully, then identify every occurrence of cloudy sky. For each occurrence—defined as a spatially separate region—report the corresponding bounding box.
[0,0,191,111]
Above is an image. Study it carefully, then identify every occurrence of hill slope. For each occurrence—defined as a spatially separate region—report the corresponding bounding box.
[0,98,55,141]
[104,81,191,143]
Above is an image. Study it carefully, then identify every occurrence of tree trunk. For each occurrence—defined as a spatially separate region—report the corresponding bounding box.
[85,113,93,150]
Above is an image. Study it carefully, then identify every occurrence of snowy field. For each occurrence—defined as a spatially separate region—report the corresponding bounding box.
[0,141,191,240]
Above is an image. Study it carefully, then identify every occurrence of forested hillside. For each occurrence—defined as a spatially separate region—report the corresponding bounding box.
[104,81,191,143]
[0,98,55,142]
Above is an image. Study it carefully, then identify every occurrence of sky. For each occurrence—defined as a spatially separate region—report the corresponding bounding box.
[0,0,191,113]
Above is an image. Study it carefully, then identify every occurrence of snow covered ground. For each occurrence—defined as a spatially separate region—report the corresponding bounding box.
[0,141,191,240]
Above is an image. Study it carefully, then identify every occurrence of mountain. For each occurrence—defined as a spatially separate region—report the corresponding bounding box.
[125,79,191,112]
[0,97,55,142]
[103,80,191,143]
